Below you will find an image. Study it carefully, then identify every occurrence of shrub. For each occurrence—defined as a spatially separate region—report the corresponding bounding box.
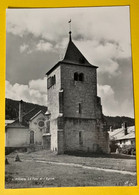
[109,139,118,153]
[120,144,136,155]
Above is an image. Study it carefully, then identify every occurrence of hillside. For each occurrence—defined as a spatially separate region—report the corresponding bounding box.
[6,98,47,120]
[103,115,135,129]
[5,98,135,129]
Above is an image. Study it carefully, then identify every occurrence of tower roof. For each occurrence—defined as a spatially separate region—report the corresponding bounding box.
[62,32,91,66]
[46,31,98,76]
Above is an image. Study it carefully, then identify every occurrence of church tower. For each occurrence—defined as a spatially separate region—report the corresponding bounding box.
[46,31,109,154]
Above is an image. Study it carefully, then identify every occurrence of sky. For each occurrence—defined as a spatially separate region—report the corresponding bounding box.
[6,6,134,118]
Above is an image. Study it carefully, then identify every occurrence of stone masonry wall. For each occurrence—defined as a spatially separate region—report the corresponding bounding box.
[47,66,61,151]
[63,118,108,153]
[64,118,96,152]
[61,64,97,119]
[47,63,109,154]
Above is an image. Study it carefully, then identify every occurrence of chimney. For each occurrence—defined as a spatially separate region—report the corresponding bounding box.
[110,126,113,132]
[122,122,128,135]
[19,100,23,123]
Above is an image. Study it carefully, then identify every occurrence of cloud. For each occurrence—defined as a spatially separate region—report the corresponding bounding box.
[29,78,47,94]
[36,40,53,52]
[97,84,134,117]
[20,43,29,53]
[75,40,123,76]
[6,78,47,106]
[6,79,134,117]
[19,40,54,54]
[5,7,134,117]
[98,84,118,115]
[6,7,131,76]
[6,7,130,43]
[6,6,130,55]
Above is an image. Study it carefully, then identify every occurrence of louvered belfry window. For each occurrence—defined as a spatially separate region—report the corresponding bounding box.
[47,75,56,89]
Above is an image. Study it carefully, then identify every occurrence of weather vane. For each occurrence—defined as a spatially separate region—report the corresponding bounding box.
[68,19,72,32]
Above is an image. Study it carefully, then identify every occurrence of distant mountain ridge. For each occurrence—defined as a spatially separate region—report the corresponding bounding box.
[103,115,135,130]
[5,98,135,129]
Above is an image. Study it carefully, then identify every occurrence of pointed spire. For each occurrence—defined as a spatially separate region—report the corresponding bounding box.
[69,31,72,41]
[63,32,90,65]
[62,19,93,65]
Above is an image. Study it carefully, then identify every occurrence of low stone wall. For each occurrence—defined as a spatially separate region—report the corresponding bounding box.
[5,147,28,155]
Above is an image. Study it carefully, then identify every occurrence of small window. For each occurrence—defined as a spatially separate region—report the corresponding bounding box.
[74,72,84,82]
[79,73,84,81]
[30,131,34,144]
[47,77,51,89]
[79,131,83,146]
[59,90,64,113]
[79,103,82,114]
[47,75,56,89]
[46,121,50,133]
[74,72,79,81]
[52,75,56,85]
[131,140,133,145]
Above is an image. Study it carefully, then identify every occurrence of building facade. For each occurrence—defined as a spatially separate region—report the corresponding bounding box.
[5,101,48,148]
[46,32,109,154]
[108,123,135,148]
[6,32,109,154]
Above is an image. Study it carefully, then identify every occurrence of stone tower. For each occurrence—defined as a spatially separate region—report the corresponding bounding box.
[46,32,109,154]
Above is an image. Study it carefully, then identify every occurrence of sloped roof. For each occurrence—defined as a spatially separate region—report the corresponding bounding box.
[46,33,97,75]
[22,107,47,124]
[109,126,135,141]
[117,132,135,140]
[6,106,47,128]
[5,120,15,127]
[62,37,90,65]
[6,120,27,128]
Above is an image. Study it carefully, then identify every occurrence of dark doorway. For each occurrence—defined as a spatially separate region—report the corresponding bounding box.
[30,131,34,144]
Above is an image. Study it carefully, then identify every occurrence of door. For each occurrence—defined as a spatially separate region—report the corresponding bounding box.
[30,131,34,144]
[43,135,51,149]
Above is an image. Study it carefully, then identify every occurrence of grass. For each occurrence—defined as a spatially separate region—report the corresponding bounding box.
[5,150,137,188]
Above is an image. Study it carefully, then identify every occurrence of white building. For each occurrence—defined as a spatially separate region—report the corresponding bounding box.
[108,123,135,147]
[5,100,49,149]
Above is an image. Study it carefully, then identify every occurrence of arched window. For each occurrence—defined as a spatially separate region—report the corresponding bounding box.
[74,72,79,81]
[79,73,84,81]
[30,131,34,144]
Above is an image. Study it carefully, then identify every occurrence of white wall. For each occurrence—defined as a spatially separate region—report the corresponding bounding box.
[29,112,46,145]
[117,138,135,147]
[6,127,30,147]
